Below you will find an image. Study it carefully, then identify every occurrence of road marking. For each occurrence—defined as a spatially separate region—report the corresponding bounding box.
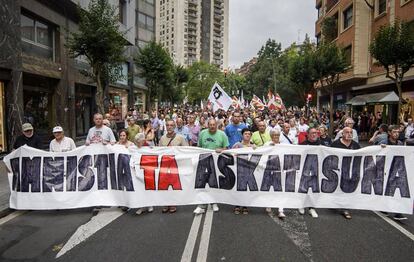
[196,205,214,262]
[268,210,314,262]
[56,207,124,258]
[180,212,203,262]
[0,211,26,226]
[374,211,414,241]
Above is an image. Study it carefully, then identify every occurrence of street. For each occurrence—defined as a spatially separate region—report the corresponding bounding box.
[0,205,412,262]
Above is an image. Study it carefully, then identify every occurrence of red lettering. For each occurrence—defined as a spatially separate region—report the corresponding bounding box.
[158,155,182,190]
[140,155,158,190]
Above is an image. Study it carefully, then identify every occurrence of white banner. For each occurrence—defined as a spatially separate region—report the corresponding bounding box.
[207,82,233,112]
[3,144,414,214]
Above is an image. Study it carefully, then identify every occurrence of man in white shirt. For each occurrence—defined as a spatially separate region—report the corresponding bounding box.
[405,118,414,139]
[85,113,116,145]
[334,118,359,143]
[280,122,294,144]
[49,126,76,152]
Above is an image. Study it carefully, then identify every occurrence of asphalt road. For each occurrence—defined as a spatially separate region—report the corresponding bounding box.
[0,205,412,262]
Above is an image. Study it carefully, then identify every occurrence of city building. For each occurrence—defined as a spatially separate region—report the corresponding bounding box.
[235,57,258,76]
[315,0,414,123]
[156,0,229,69]
[0,0,155,152]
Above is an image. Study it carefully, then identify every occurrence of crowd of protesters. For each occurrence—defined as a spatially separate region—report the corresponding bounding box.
[13,105,414,221]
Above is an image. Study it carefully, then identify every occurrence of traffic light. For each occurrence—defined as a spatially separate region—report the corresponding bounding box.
[224,69,228,78]
[307,93,312,102]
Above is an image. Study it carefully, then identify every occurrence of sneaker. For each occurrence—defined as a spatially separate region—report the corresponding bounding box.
[193,206,205,215]
[135,208,144,215]
[147,206,154,213]
[242,207,248,215]
[393,213,408,221]
[212,204,219,212]
[234,207,241,215]
[278,212,286,219]
[298,208,305,215]
[309,208,318,218]
[265,208,272,213]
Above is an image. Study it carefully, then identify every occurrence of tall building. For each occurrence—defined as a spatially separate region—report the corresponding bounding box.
[156,0,229,69]
[315,0,414,123]
[0,0,155,151]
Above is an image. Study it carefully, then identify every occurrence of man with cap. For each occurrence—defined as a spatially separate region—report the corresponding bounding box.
[49,126,76,152]
[13,123,42,150]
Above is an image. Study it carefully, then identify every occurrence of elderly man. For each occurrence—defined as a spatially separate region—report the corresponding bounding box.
[194,119,229,214]
[14,123,42,149]
[405,118,414,139]
[175,117,190,142]
[335,118,359,143]
[186,114,201,146]
[85,113,116,145]
[251,120,271,147]
[280,122,294,145]
[49,126,76,152]
[331,126,361,219]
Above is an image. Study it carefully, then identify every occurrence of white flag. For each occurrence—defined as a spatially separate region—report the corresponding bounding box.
[207,83,233,112]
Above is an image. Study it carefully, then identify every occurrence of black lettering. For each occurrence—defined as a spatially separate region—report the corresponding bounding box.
[117,154,134,191]
[321,155,339,193]
[283,155,301,192]
[195,154,218,189]
[95,154,109,190]
[361,156,385,195]
[21,157,41,192]
[109,153,117,190]
[260,155,282,191]
[236,154,260,191]
[10,158,20,192]
[217,153,235,190]
[385,156,410,198]
[340,156,362,193]
[66,156,77,191]
[42,157,64,192]
[78,155,95,191]
[298,154,319,193]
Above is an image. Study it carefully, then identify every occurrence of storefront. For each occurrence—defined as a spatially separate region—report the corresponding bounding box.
[108,87,129,123]
[75,84,94,137]
[0,81,6,152]
[134,90,146,113]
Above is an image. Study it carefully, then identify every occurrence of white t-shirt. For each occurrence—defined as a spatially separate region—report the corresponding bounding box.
[279,132,293,144]
[49,137,76,152]
[298,124,309,132]
[86,126,116,144]
[288,127,298,145]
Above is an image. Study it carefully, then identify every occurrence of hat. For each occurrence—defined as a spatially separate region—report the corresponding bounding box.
[52,126,63,133]
[22,123,33,132]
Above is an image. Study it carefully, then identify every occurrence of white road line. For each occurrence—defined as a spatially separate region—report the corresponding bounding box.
[180,212,203,262]
[374,211,414,241]
[56,207,124,258]
[0,211,27,226]
[196,205,214,262]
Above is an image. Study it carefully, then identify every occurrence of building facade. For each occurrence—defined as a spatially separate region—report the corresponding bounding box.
[0,0,155,152]
[156,0,228,69]
[315,0,414,123]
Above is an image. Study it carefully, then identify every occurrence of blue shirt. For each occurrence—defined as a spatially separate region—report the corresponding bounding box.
[225,123,247,148]
[175,126,190,141]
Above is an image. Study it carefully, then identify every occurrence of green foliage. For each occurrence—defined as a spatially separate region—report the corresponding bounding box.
[135,41,174,103]
[186,61,224,103]
[66,0,127,113]
[369,20,414,121]
[322,16,338,43]
[313,42,347,86]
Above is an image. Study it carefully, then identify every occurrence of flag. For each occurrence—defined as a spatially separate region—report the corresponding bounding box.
[231,96,241,109]
[267,90,285,110]
[200,100,204,110]
[240,90,245,109]
[250,95,265,111]
[207,82,233,112]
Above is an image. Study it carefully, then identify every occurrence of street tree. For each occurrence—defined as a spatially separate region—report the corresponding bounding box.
[186,61,223,104]
[369,20,414,120]
[313,42,347,135]
[66,0,126,114]
[135,41,174,106]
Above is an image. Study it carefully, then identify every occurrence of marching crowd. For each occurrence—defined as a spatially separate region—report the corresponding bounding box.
[13,105,414,221]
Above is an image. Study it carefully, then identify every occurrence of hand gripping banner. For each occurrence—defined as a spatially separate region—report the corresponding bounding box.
[3,144,414,214]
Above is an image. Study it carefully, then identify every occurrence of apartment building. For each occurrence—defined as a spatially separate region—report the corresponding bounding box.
[156,0,229,69]
[0,0,154,151]
[315,0,414,123]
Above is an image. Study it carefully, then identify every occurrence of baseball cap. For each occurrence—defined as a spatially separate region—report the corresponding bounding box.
[22,123,33,132]
[52,126,63,133]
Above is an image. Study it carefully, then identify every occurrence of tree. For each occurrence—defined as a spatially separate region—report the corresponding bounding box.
[135,41,174,107]
[288,36,317,106]
[185,61,223,104]
[313,42,347,135]
[66,0,126,114]
[369,20,414,120]
[170,65,189,103]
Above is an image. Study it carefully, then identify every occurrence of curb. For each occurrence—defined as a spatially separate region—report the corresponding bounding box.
[0,208,13,219]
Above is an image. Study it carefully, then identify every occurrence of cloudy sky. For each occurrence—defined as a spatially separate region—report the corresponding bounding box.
[229,0,316,68]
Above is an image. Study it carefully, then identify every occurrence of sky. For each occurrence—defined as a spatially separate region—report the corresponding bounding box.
[229,0,316,69]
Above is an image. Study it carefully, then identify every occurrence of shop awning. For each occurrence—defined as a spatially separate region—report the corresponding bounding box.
[345,91,399,106]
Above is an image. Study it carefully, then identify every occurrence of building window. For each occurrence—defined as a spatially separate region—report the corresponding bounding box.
[343,45,352,67]
[343,5,353,30]
[316,33,321,46]
[119,0,127,24]
[317,4,323,18]
[137,12,154,31]
[20,13,55,60]
[377,0,387,16]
